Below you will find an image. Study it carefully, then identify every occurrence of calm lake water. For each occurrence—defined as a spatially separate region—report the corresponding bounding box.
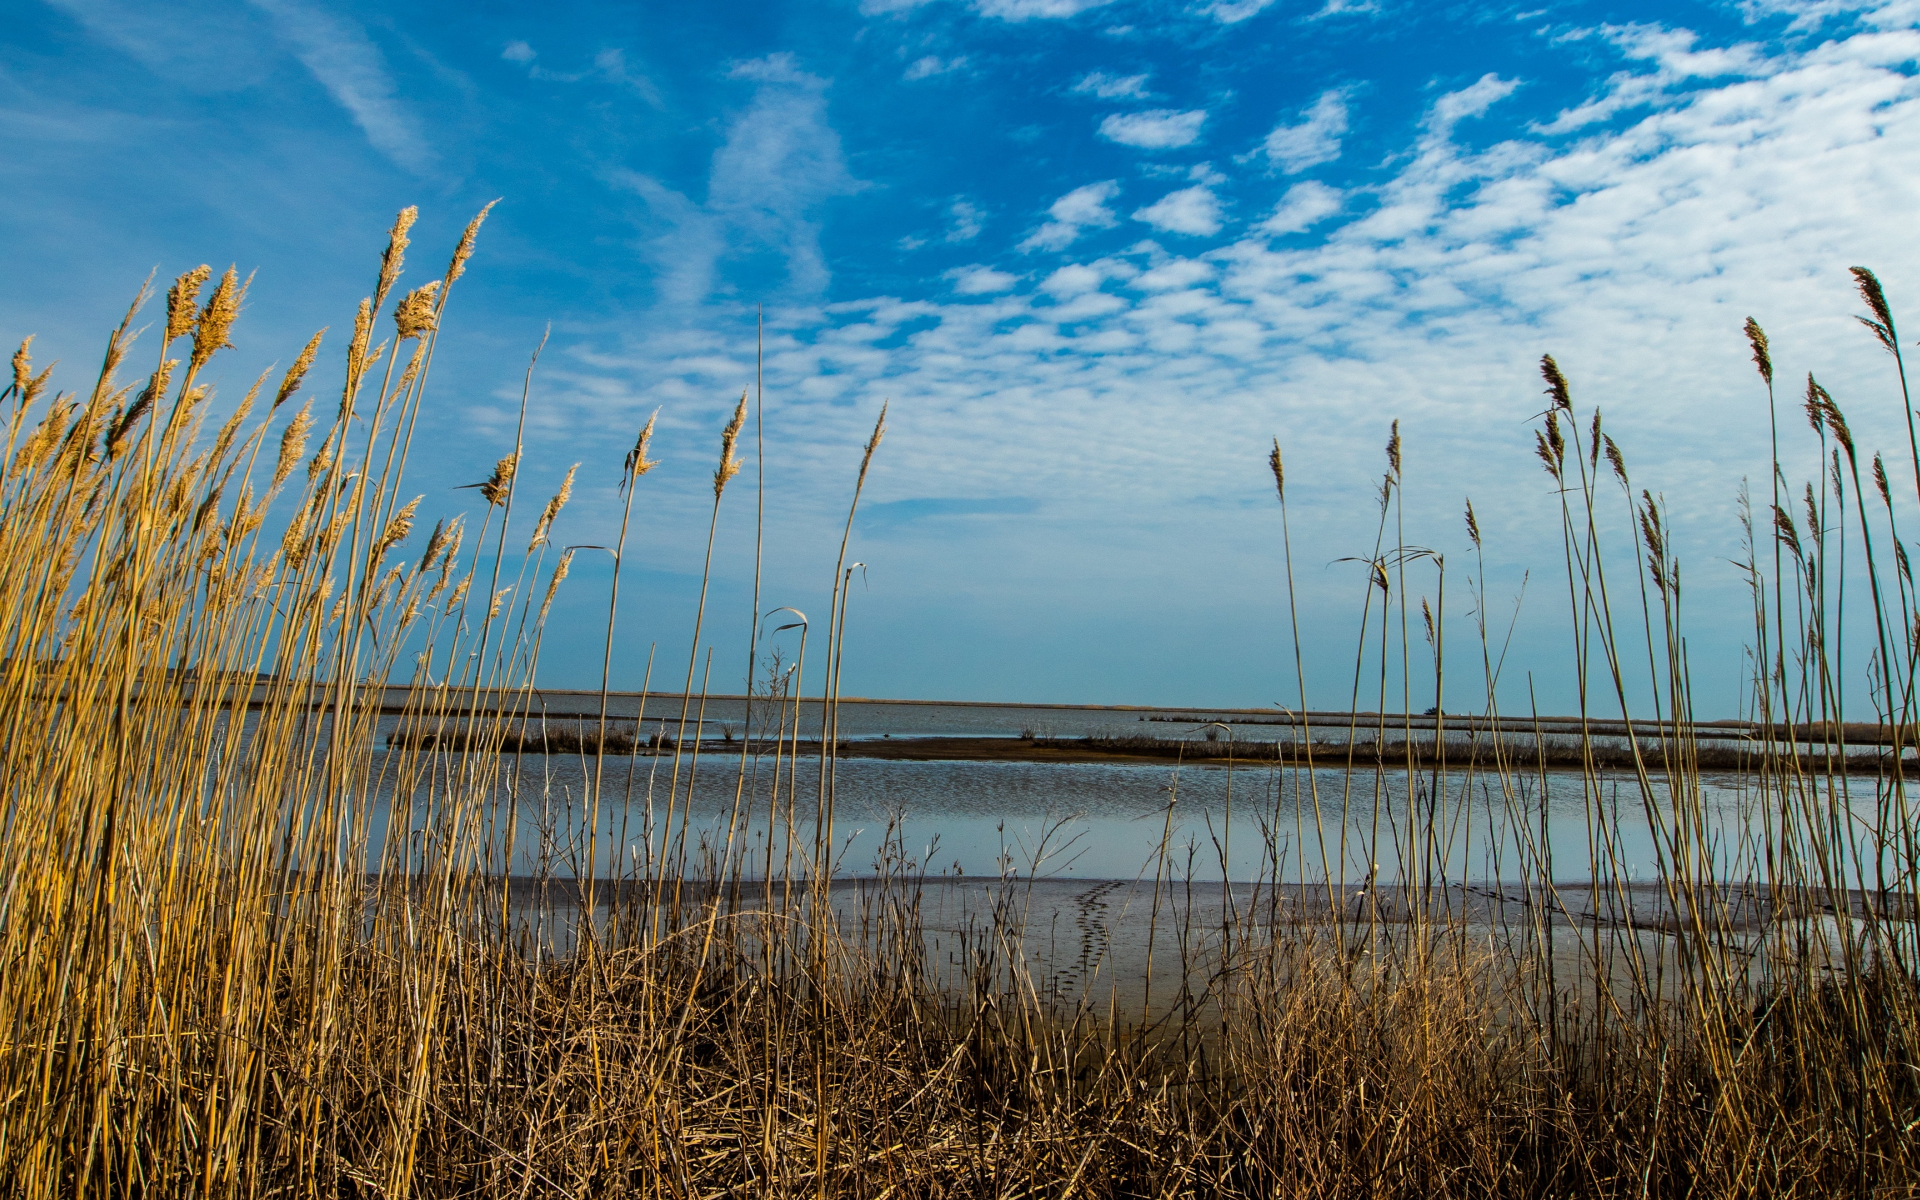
[361,698,1803,886]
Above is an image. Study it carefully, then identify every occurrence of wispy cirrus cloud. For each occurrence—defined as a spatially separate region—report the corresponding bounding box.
[904,54,969,80]
[1204,0,1279,22]
[859,0,1113,15]
[617,53,859,305]
[974,0,1114,16]
[245,0,435,173]
[1072,71,1151,99]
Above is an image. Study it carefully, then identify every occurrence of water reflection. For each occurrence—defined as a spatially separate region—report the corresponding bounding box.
[366,750,1780,884]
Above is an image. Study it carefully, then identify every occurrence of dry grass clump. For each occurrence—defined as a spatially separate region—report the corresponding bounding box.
[0,215,1914,1197]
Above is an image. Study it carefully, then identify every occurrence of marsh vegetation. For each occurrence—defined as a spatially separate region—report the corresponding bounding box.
[0,211,1915,1196]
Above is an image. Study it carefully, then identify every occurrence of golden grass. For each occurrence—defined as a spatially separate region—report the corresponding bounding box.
[0,212,1914,1197]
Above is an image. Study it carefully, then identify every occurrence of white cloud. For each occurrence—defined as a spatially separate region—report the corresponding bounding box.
[502,40,536,63]
[564,6,1920,711]
[1539,25,1771,133]
[1428,73,1521,131]
[1205,0,1278,20]
[41,0,280,91]
[948,265,1020,293]
[1072,71,1151,99]
[246,0,434,172]
[1051,183,1120,226]
[1134,258,1213,290]
[620,53,857,303]
[1020,180,1120,251]
[1260,181,1343,234]
[729,52,816,84]
[947,200,985,241]
[1261,90,1349,174]
[862,0,1114,13]
[1133,186,1223,235]
[1041,263,1107,297]
[976,0,1115,15]
[904,55,969,81]
[1099,109,1208,148]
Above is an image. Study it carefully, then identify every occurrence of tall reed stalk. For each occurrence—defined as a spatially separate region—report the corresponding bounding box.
[0,218,1914,1196]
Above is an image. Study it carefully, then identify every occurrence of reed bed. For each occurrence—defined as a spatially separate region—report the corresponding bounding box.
[0,213,1914,1197]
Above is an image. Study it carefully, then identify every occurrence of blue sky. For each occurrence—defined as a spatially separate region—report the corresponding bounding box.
[7,0,1920,713]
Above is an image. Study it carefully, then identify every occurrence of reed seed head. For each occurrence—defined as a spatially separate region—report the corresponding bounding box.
[343,299,374,415]
[713,393,747,498]
[624,410,659,489]
[211,384,256,463]
[378,496,422,558]
[376,206,418,310]
[1421,597,1434,646]
[394,282,441,341]
[1268,438,1284,500]
[108,375,160,459]
[390,342,425,399]
[529,464,577,551]
[1464,499,1481,548]
[480,453,517,506]
[1773,503,1803,561]
[1386,420,1401,480]
[282,508,314,569]
[307,438,336,483]
[1539,354,1572,412]
[1744,317,1773,386]
[190,267,246,374]
[418,518,451,573]
[11,337,31,399]
[1874,453,1892,507]
[539,549,574,623]
[275,330,325,410]
[165,265,211,343]
[23,365,51,410]
[1603,434,1627,485]
[1809,376,1853,455]
[1850,266,1897,354]
[1535,422,1562,482]
[1640,491,1668,595]
[444,200,498,290]
[854,401,889,493]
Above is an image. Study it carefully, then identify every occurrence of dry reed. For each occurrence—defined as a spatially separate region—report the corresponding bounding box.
[0,214,1913,1198]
